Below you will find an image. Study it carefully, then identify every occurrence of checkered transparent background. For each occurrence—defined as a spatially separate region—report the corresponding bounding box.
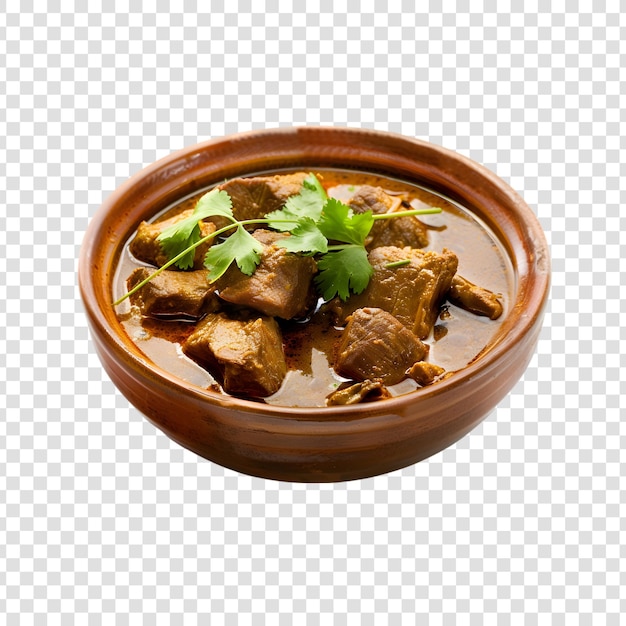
[1,3,624,623]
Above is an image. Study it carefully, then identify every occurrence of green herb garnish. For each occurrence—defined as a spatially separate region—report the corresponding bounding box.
[265,173,327,231]
[385,259,412,269]
[113,174,442,306]
[158,187,234,270]
[204,224,265,282]
[315,246,373,302]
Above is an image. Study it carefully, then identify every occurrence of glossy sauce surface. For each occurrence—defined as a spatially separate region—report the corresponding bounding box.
[114,169,513,407]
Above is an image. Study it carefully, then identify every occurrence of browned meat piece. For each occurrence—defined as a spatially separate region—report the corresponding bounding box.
[348,185,399,215]
[127,268,218,320]
[243,229,284,246]
[129,209,216,269]
[217,230,317,320]
[369,212,430,249]
[407,361,446,386]
[347,185,429,249]
[218,172,308,223]
[333,246,458,339]
[447,275,504,320]
[334,307,429,385]
[325,380,391,406]
[182,312,287,398]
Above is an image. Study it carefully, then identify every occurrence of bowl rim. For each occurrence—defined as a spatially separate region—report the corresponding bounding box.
[79,126,550,421]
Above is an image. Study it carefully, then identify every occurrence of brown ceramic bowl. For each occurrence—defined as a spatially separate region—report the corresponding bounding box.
[79,127,550,482]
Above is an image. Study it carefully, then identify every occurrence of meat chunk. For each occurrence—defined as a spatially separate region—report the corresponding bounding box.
[407,361,446,386]
[325,380,391,406]
[129,209,216,269]
[216,230,317,320]
[127,268,218,320]
[447,275,504,320]
[347,185,429,249]
[348,184,400,216]
[334,308,429,385]
[218,172,308,223]
[367,211,430,250]
[182,312,287,398]
[333,246,458,339]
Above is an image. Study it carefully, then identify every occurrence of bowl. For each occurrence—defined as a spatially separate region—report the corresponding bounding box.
[79,127,550,482]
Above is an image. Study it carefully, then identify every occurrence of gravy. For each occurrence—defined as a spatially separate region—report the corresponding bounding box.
[113,169,513,407]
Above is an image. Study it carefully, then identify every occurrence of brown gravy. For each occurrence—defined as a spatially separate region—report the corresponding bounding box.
[113,169,513,407]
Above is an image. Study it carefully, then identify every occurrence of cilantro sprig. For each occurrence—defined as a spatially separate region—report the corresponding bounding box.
[113,173,442,306]
[268,196,376,300]
[157,187,235,269]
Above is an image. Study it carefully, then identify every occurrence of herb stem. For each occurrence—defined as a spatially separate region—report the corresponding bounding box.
[112,231,217,306]
[112,216,313,306]
[112,222,243,306]
[372,207,442,220]
[385,259,412,269]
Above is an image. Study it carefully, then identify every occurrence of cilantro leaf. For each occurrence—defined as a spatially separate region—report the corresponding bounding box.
[299,172,327,204]
[157,188,233,269]
[193,187,234,221]
[276,218,328,255]
[265,173,327,231]
[204,224,264,282]
[158,217,202,271]
[317,198,374,246]
[314,246,373,301]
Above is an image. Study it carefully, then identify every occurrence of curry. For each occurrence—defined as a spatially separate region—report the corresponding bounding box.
[113,170,511,407]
